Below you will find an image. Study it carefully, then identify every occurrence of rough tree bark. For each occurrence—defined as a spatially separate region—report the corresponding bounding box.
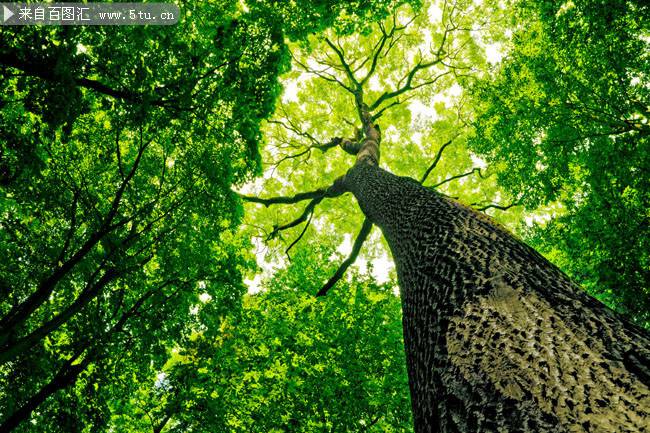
[343,155,650,432]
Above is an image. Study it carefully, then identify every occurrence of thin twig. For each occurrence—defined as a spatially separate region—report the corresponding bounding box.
[430,167,480,189]
[419,138,455,184]
[285,211,314,261]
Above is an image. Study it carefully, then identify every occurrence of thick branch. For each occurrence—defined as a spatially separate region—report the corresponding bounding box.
[153,414,172,433]
[360,20,394,86]
[0,50,173,107]
[252,177,348,241]
[351,108,382,167]
[0,348,89,433]
[0,134,152,338]
[0,267,120,365]
[340,137,363,155]
[370,67,451,111]
[239,188,331,207]
[316,218,373,297]
[240,173,349,207]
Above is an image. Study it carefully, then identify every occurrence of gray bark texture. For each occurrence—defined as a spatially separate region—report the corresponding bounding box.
[343,161,650,432]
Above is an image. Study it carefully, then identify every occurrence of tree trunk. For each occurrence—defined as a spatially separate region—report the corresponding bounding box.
[343,162,650,432]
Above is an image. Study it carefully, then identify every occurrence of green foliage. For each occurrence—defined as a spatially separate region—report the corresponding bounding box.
[110,244,411,432]
[1,0,426,430]
[0,1,288,430]
[245,0,520,264]
[0,2,290,184]
[249,0,423,40]
[469,0,650,325]
[2,0,649,431]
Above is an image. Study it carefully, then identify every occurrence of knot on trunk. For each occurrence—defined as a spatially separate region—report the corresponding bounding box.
[356,138,380,166]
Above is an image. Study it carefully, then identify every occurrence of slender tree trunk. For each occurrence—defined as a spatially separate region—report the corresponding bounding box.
[344,162,650,432]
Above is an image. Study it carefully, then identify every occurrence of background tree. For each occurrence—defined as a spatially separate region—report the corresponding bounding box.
[0,0,418,430]
[470,0,650,325]
[0,2,285,430]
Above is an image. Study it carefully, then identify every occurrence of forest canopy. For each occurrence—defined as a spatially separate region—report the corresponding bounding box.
[0,0,648,431]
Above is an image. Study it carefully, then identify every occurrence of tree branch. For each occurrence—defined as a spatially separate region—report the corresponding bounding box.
[239,188,330,207]
[291,51,355,95]
[472,200,521,212]
[316,218,373,297]
[267,196,323,241]
[371,95,414,120]
[268,117,324,148]
[0,50,175,107]
[267,118,343,166]
[369,62,447,111]
[285,210,313,261]
[0,132,153,338]
[360,21,393,86]
[240,173,349,207]
[419,139,455,184]
[429,167,481,189]
[0,346,89,432]
[368,19,457,112]
[324,37,361,90]
[0,267,121,365]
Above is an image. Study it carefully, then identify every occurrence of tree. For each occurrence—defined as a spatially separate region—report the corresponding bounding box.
[3,0,649,431]
[243,0,650,431]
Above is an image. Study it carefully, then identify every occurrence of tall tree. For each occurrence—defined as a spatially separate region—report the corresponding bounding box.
[244,1,650,430]
[2,0,648,431]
